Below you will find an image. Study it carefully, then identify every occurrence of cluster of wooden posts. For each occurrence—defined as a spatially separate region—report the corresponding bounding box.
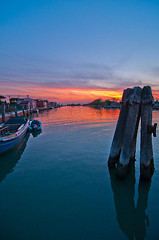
[108,86,157,179]
[1,102,32,123]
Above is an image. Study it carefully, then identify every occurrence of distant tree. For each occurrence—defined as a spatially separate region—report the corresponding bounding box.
[70,103,81,106]
[110,97,118,102]
[0,95,6,104]
[155,100,159,106]
[0,95,6,99]
[86,98,121,107]
[88,98,104,106]
[10,98,18,105]
[104,100,111,107]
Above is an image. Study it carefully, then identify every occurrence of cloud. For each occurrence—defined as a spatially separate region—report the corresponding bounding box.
[150,67,159,76]
[0,53,159,102]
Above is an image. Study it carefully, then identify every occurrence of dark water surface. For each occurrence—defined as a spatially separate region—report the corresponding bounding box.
[0,106,159,240]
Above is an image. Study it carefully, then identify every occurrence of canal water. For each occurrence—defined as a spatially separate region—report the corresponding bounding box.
[0,106,159,240]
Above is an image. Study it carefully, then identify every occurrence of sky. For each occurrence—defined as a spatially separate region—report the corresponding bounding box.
[0,0,159,104]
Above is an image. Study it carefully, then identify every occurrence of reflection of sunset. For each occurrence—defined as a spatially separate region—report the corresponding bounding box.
[1,81,159,104]
[39,106,120,127]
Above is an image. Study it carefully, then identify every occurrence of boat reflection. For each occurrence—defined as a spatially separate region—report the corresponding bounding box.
[0,132,30,183]
[30,129,42,138]
[108,164,151,240]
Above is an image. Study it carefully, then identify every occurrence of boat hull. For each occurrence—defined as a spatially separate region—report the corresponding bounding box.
[0,119,29,154]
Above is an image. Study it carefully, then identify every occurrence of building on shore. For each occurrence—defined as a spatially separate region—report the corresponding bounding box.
[36,100,48,109]
[17,95,37,109]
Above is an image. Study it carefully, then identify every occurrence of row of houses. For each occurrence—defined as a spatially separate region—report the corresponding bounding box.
[15,95,58,110]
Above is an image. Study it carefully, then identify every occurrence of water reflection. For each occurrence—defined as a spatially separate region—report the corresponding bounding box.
[30,129,42,138]
[38,106,120,127]
[108,165,151,240]
[135,179,151,240]
[0,132,30,183]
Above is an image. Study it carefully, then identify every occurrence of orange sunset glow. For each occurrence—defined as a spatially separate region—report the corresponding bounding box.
[1,81,159,103]
[1,84,124,103]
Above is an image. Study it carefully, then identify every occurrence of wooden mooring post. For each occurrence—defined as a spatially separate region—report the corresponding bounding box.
[14,105,18,117]
[30,105,32,115]
[22,106,25,117]
[1,102,5,123]
[27,106,29,116]
[108,88,133,167]
[108,85,157,180]
[140,86,156,179]
[117,87,142,177]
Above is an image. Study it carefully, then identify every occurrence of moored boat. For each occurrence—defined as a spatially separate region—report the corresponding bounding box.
[0,116,29,154]
[28,120,41,131]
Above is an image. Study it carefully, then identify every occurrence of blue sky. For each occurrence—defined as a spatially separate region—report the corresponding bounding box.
[0,0,159,102]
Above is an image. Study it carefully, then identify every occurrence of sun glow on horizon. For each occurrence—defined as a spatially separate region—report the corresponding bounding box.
[1,85,123,104]
[1,83,159,104]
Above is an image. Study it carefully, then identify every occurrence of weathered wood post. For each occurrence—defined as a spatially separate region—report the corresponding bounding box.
[30,104,32,115]
[6,104,8,113]
[117,87,142,177]
[9,104,11,114]
[108,88,133,167]
[140,86,157,179]
[1,102,5,123]
[27,105,29,116]
[22,106,25,117]
[14,105,18,117]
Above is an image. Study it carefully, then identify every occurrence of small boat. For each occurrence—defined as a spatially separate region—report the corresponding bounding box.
[0,116,29,155]
[28,120,41,131]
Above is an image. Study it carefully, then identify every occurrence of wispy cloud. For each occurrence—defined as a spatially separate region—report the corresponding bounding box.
[1,52,159,102]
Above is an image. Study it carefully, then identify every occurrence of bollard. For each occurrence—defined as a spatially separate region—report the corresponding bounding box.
[30,104,32,115]
[117,87,142,177]
[108,88,133,167]
[140,86,156,179]
[1,102,5,123]
[27,106,29,116]
[14,105,18,117]
[22,106,25,117]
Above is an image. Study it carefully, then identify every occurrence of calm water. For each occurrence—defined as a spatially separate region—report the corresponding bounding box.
[0,106,159,240]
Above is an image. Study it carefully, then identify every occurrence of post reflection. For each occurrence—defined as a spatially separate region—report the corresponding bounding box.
[108,164,151,240]
[135,179,151,240]
[0,132,30,183]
